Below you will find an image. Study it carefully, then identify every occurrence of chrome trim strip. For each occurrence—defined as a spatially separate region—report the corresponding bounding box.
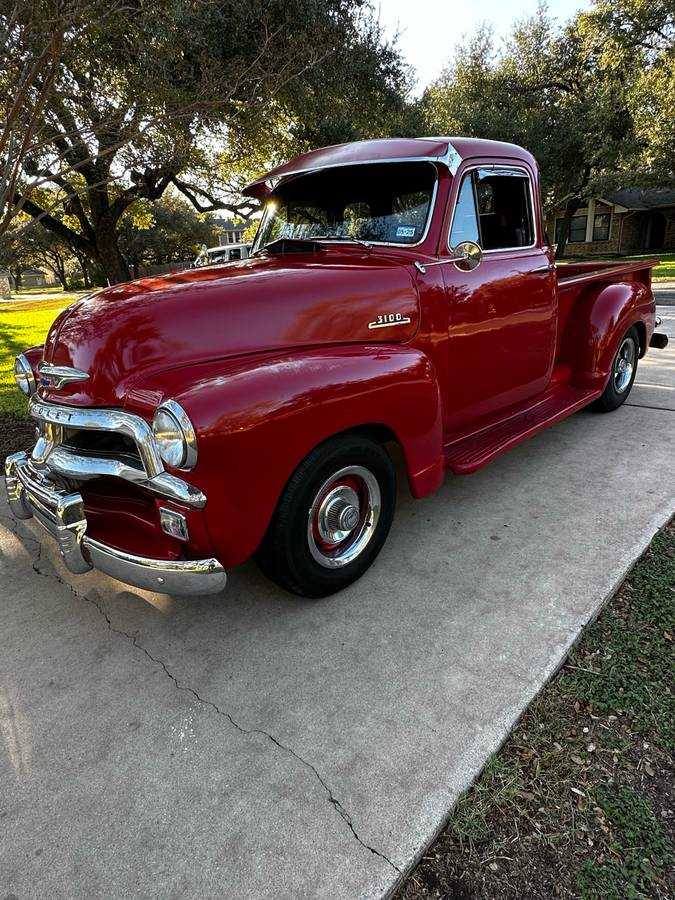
[254,163,440,252]
[250,149,456,188]
[4,453,225,595]
[447,163,539,254]
[47,446,206,508]
[30,398,163,477]
[37,362,89,389]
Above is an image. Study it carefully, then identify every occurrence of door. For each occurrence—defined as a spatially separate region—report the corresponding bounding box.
[442,164,557,430]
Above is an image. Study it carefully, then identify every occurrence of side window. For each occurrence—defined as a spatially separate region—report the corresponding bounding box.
[449,174,480,246]
[476,170,534,250]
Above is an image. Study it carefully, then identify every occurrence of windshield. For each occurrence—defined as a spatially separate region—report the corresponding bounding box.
[253,161,437,251]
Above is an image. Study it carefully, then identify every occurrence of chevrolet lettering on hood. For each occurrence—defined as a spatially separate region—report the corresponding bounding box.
[3,136,666,601]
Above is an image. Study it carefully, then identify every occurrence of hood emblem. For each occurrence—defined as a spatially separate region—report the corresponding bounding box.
[368,313,412,330]
[38,362,89,389]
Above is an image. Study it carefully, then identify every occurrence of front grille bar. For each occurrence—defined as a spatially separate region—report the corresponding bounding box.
[27,398,206,509]
[30,398,163,477]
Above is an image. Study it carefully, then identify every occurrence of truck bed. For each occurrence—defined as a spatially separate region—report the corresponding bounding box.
[556,258,658,287]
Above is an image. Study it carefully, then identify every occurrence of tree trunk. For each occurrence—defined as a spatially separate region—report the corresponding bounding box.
[57,261,69,290]
[95,224,131,284]
[46,255,69,290]
[554,197,580,260]
[0,274,10,300]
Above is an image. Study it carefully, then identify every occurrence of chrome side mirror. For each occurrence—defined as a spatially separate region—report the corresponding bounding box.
[450,240,482,271]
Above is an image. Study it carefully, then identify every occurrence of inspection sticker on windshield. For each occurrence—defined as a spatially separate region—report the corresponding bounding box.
[396,226,416,238]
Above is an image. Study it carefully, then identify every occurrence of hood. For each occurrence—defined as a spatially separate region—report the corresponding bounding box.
[40,250,420,407]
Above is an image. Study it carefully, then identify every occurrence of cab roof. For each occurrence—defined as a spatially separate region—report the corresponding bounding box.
[243,137,537,198]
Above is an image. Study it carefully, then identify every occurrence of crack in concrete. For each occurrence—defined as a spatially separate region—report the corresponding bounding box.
[2,511,401,875]
[626,402,675,413]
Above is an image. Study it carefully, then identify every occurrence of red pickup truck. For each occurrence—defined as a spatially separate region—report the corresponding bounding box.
[5,137,668,598]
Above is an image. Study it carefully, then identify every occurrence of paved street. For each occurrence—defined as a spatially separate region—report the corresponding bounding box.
[1,309,674,900]
[653,280,675,305]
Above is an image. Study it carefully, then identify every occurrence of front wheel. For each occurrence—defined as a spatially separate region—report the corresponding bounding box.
[594,326,640,412]
[255,434,396,597]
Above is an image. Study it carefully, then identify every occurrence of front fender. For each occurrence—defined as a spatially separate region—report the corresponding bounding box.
[130,345,443,568]
[562,281,655,391]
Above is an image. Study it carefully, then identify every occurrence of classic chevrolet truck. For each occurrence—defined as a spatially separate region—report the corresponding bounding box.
[5,137,669,597]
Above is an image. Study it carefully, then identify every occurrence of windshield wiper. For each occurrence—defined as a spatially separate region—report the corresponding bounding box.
[311,234,372,249]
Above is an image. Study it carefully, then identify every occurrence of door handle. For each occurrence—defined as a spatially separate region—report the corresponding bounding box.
[531,263,555,273]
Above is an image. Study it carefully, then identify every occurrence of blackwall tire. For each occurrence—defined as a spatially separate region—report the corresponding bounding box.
[594,326,640,412]
[255,434,396,598]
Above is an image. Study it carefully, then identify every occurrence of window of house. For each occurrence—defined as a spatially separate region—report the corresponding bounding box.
[592,212,611,241]
[450,168,534,251]
[555,214,587,244]
[569,216,587,242]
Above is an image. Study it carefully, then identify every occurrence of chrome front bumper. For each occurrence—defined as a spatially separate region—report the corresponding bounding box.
[4,452,226,595]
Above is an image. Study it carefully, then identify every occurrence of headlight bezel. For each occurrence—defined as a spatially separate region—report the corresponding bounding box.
[152,399,198,471]
[14,353,36,397]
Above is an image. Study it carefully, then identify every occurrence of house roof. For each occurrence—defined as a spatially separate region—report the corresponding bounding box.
[605,188,675,210]
[243,137,537,198]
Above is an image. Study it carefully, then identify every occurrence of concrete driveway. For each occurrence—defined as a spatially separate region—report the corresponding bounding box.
[1,309,674,900]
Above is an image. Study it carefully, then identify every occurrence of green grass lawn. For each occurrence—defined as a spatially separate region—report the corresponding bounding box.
[14,284,73,294]
[561,251,675,280]
[624,252,675,280]
[0,297,71,415]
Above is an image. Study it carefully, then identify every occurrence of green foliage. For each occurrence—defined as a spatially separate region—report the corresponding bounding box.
[421,0,674,256]
[575,785,672,899]
[118,193,223,269]
[3,0,414,283]
[567,526,675,752]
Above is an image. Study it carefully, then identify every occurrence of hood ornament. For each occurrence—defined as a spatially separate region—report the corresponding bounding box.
[38,362,89,389]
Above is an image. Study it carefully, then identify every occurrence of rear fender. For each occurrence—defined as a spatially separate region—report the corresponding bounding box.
[136,345,444,568]
[561,281,655,391]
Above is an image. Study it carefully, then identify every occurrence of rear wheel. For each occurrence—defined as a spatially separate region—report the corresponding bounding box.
[255,434,396,597]
[594,326,640,412]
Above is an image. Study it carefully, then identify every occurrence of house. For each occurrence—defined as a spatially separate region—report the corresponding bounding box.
[547,188,675,256]
[21,267,56,288]
[211,218,254,247]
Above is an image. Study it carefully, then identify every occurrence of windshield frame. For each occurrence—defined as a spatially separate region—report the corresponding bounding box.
[252,162,439,254]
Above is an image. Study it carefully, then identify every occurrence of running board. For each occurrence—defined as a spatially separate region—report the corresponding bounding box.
[444,387,601,474]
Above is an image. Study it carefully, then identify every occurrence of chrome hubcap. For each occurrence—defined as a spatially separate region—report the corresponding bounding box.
[614,337,636,394]
[317,485,361,543]
[308,465,381,569]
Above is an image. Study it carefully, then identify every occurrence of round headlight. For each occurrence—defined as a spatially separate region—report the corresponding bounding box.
[14,354,36,396]
[152,400,197,470]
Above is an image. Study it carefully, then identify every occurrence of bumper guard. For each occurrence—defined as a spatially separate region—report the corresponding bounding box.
[4,452,226,595]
